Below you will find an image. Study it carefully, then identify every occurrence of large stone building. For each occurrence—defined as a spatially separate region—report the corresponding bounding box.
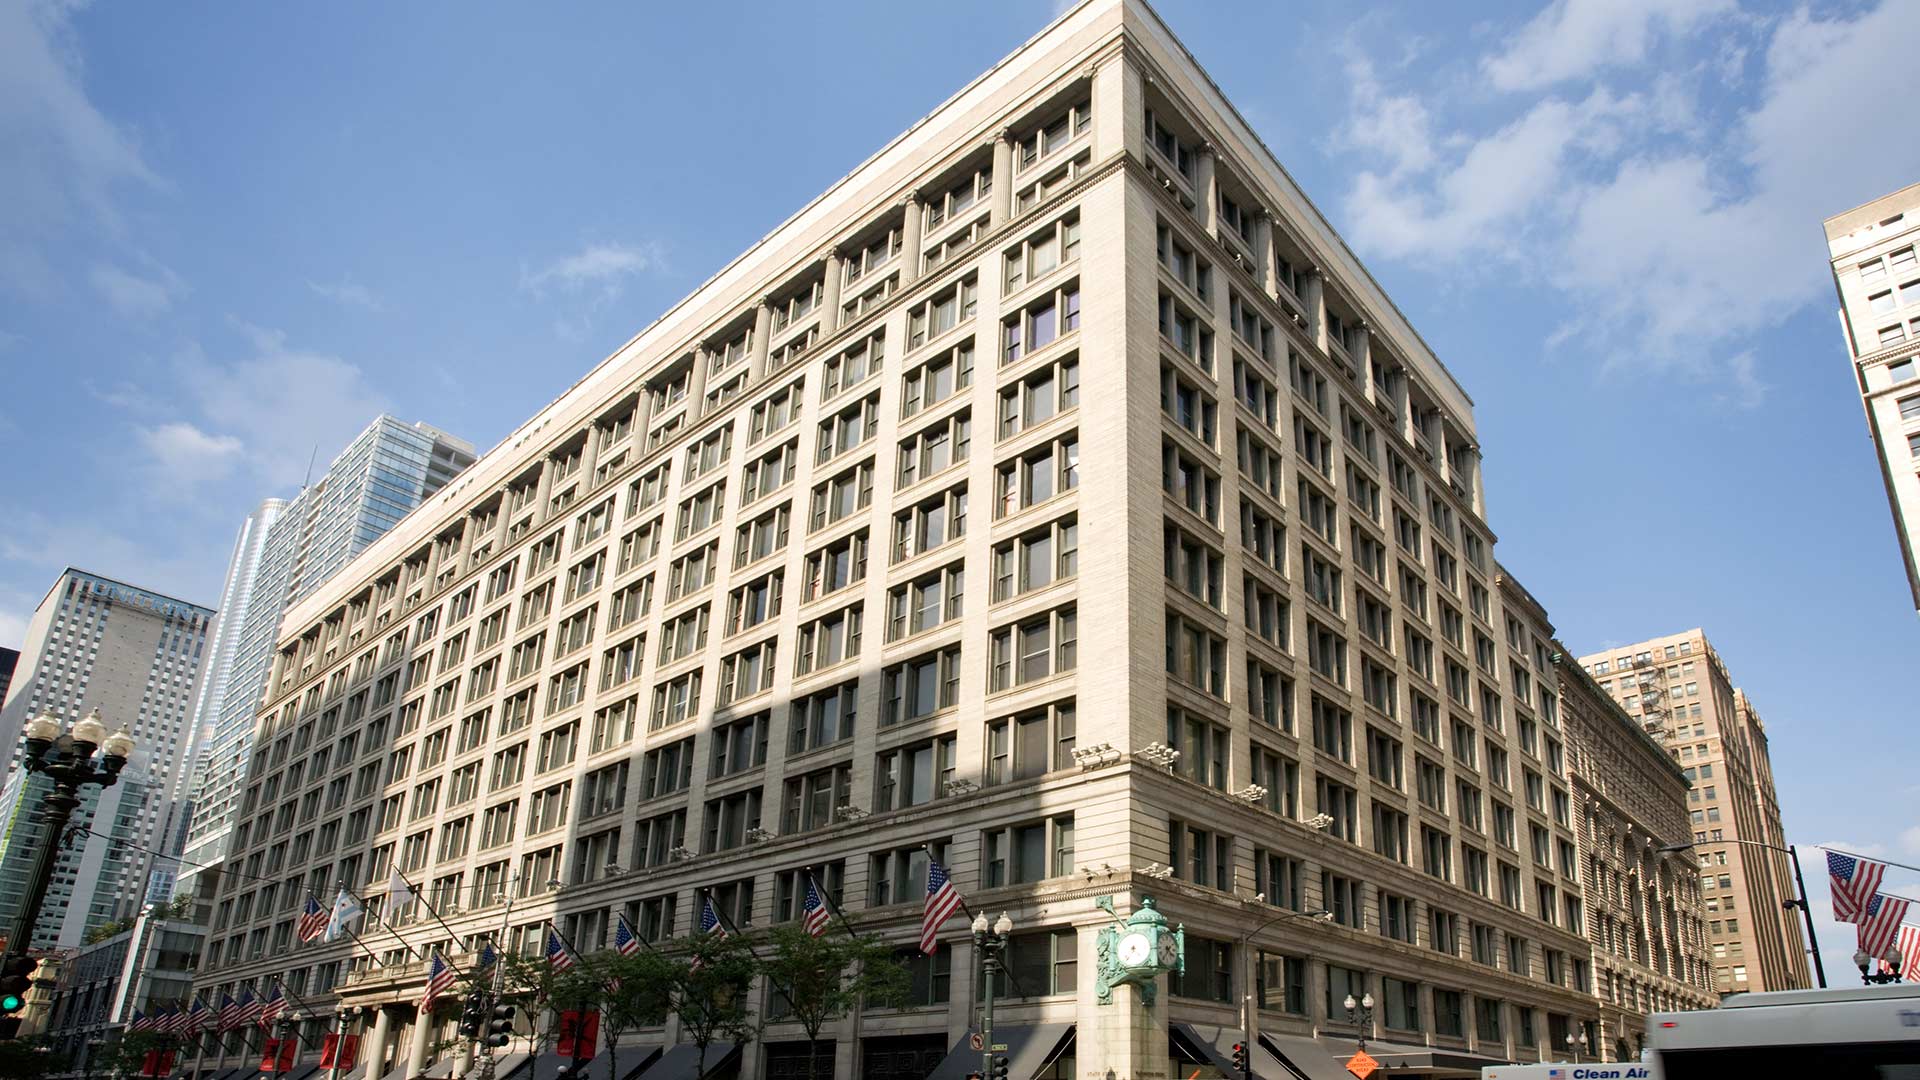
[179,418,475,899]
[1575,631,1808,996]
[1824,183,1920,613]
[191,2,1602,1077]
[38,907,206,1078]
[0,570,215,949]
[1552,650,1715,1060]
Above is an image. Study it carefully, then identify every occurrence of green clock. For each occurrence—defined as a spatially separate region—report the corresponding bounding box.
[1095,896,1185,1006]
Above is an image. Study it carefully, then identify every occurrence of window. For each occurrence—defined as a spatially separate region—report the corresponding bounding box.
[1317,779,1358,843]
[725,571,783,635]
[649,671,702,730]
[985,700,1076,784]
[793,604,862,675]
[907,277,978,349]
[1166,707,1228,789]
[1015,100,1092,170]
[996,517,1078,603]
[1001,281,1080,365]
[718,639,777,704]
[823,333,883,400]
[1164,613,1226,696]
[641,737,695,799]
[808,461,873,531]
[887,562,965,640]
[1163,525,1221,607]
[817,394,880,465]
[749,379,805,444]
[1247,660,1293,732]
[1163,442,1220,523]
[997,356,1080,438]
[999,928,1078,999]
[882,645,961,726]
[781,763,851,833]
[740,441,798,505]
[870,841,946,907]
[1173,936,1233,1003]
[988,605,1076,691]
[1158,293,1213,371]
[803,530,869,601]
[789,681,856,756]
[897,410,971,488]
[1245,578,1289,649]
[1169,820,1232,891]
[983,814,1075,885]
[901,340,974,417]
[874,733,957,811]
[711,712,770,779]
[892,484,968,562]
[1158,220,1212,300]
[657,605,710,665]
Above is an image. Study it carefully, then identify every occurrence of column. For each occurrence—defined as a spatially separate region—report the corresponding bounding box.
[1253,210,1276,298]
[1195,142,1218,237]
[989,130,1015,229]
[819,247,845,331]
[1352,322,1374,405]
[367,1005,392,1078]
[686,349,711,417]
[403,1004,432,1078]
[1301,267,1328,354]
[530,454,556,526]
[750,300,773,380]
[900,192,925,286]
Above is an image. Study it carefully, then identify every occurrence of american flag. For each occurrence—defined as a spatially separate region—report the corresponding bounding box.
[163,1007,188,1034]
[689,896,727,973]
[1879,923,1920,975]
[422,951,457,1009]
[921,858,963,955]
[126,1009,147,1033]
[297,895,330,943]
[184,997,211,1035]
[1857,893,1912,959]
[802,876,831,937]
[614,915,642,957]
[216,993,241,1031]
[477,941,499,971]
[236,988,263,1026]
[256,987,285,1027]
[1829,852,1887,923]
[545,927,575,972]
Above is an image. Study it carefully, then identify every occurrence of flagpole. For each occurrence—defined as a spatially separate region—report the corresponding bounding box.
[348,884,428,962]
[919,845,1029,1000]
[393,867,481,963]
[1788,844,1828,988]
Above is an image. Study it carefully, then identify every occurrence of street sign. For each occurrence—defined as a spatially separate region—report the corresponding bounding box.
[990,1044,1009,1052]
[969,1032,983,1051]
[1346,1049,1379,1078]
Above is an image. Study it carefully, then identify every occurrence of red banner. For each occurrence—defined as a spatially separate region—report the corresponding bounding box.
[555,1010,599,1060]
[277,1037,298,1073]
[141,1049,176,1077]
[261,1038,281,1071]
[319,1032,360,1070]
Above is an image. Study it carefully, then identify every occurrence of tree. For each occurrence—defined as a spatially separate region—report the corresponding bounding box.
[96,1030,177,1079]
[164,892,196,920]
[671,930,757,1079]
[757,926,912,1080]
[0,1034,67,1080]
[570,949,674,1080]
[493,950,604,1058]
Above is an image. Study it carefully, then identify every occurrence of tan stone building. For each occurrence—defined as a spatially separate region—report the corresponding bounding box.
[1552,650,1716,1060]
[1575,631,1809,997]
[190,2,1602,1077]
[1825,184,1920,614]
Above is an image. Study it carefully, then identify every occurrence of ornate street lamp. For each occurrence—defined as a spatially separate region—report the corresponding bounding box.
[1565,1028,1590,1063]
[973,912,1014,1080]
[1854,946,1904,985]
[0,710,133,1036]
[1343,991,1375,1053]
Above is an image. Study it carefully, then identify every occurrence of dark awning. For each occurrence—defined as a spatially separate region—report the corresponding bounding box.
[1171,1023,1242,1074]
[526,1045,663,1080]
[1321,1036,1509,1075]
[277,1065,325,1080]
[334,1063,370,1080]
[1261,1033,1361,1080]
[422,1057,460,1078]
[486,1051,536,1080]
[923,1024,1074,1080]
[634,1042,739,1080]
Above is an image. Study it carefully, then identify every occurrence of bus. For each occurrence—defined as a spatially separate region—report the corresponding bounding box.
[1482,983,1920,1080]
[1644,982,1920,1077]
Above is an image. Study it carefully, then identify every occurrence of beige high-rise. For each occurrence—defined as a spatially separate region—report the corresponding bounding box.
[190,2,1604,1076]
[1575,631,1808,996]
[1552,650,1716,1059]
[1825,184,1920,613]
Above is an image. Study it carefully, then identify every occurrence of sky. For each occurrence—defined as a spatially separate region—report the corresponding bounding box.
[2,0,1916,985]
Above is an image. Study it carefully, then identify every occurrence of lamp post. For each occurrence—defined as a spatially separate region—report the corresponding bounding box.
[1565,1028,1590,1063]
[1342,991,1375,1054]
[1658,838,1825,988]
[973,912,1014,1080]
[0,710,133,1037]
[1238,908,1332,1078]
[1853,946,1904,985]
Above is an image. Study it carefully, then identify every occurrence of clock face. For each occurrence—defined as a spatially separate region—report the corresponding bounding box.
[1118,932,1151,967]
[1156,933,1180,969]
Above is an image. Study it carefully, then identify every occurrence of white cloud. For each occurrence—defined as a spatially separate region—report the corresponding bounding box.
[1338,54,1437,180]
[307,276,383,312]
[0,607,25,651]
[138,421,242,483]
[90,260,185,318]
[0,0,161,299]
[520,242,660,298]
[173,320,392,490]
[1484,0,1735,91]
[1338,0,1920,401]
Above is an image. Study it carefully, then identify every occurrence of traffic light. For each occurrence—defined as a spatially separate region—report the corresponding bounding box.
[0,954,37,1014]
[1231,1041,1249,1076]
[485,1002,517,1048]
[457,994,488,1039]
[990,1054,1009,1080]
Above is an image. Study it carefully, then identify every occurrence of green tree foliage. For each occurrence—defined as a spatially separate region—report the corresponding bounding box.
[757,926,913,1080]
[672,930,757,1079]
[96,1030,178,1079]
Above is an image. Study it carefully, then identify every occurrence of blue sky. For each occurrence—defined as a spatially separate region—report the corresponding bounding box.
[3,0,1916,982]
